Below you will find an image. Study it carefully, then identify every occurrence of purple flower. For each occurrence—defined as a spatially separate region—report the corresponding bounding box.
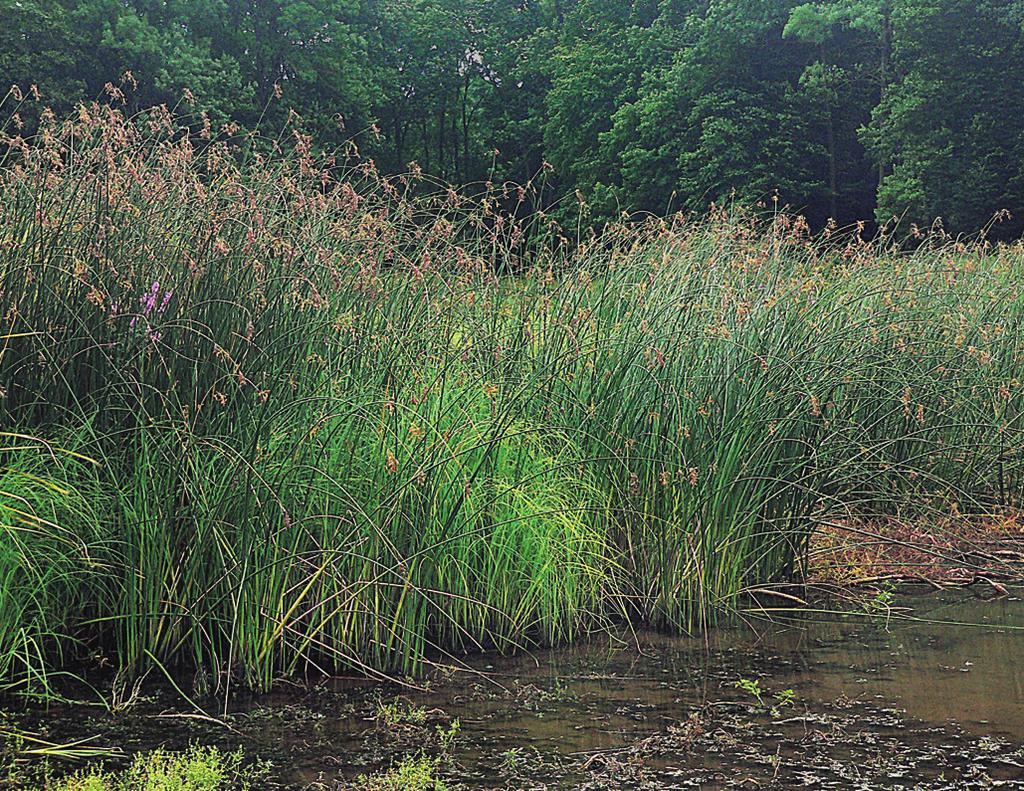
[127,281,171,334]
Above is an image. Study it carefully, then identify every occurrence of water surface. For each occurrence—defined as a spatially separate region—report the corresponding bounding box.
[24,586,1024,788]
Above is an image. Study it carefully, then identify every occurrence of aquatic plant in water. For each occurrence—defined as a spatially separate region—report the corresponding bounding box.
[0,97,1023,696]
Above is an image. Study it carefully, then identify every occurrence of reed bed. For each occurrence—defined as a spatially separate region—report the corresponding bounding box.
[1,97,1023,694]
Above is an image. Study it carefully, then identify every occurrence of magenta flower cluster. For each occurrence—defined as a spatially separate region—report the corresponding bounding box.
[126,281,173,342]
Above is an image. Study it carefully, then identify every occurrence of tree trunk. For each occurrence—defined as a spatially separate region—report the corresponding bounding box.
[827,108,838,220]
[462,74,471,182]
[451,94,460,179]
[421,119,431,174]
[393,116,404,166]
[438,93,447,180]
[878,9,892,190]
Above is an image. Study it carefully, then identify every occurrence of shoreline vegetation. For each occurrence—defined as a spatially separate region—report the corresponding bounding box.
[1,97,1023,716]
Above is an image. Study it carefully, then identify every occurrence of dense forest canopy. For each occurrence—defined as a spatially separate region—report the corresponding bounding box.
[4,0,1024,236]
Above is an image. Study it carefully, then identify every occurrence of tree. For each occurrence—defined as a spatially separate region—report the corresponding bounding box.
[590,1,826,220]
[541,0,681,220]
[0,0,86,117]
[863,0,1024,236]
[784,0,891,223]
[2,0,1023,234]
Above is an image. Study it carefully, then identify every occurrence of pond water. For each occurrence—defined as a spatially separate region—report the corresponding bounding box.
[20,586,1024,789]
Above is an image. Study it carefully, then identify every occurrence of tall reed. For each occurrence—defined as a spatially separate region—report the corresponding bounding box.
[1,95,1022,693]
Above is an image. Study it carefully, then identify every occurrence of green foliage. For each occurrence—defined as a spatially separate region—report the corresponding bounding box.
[46,745,267,791]
[353,756,447,791]
[865,0,1024,236]
[375,699,428,728]
[735,677,765,703]
[862,580,897,614]
[774,688,796,710]
[2,1,1022,232]
[734,678,797,716]
[436,719,461,756]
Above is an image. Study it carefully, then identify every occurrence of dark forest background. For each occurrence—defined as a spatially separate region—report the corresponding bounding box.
[4,0,1024,236]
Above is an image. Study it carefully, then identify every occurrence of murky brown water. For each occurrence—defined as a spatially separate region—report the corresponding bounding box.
[16,586,1024,788]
